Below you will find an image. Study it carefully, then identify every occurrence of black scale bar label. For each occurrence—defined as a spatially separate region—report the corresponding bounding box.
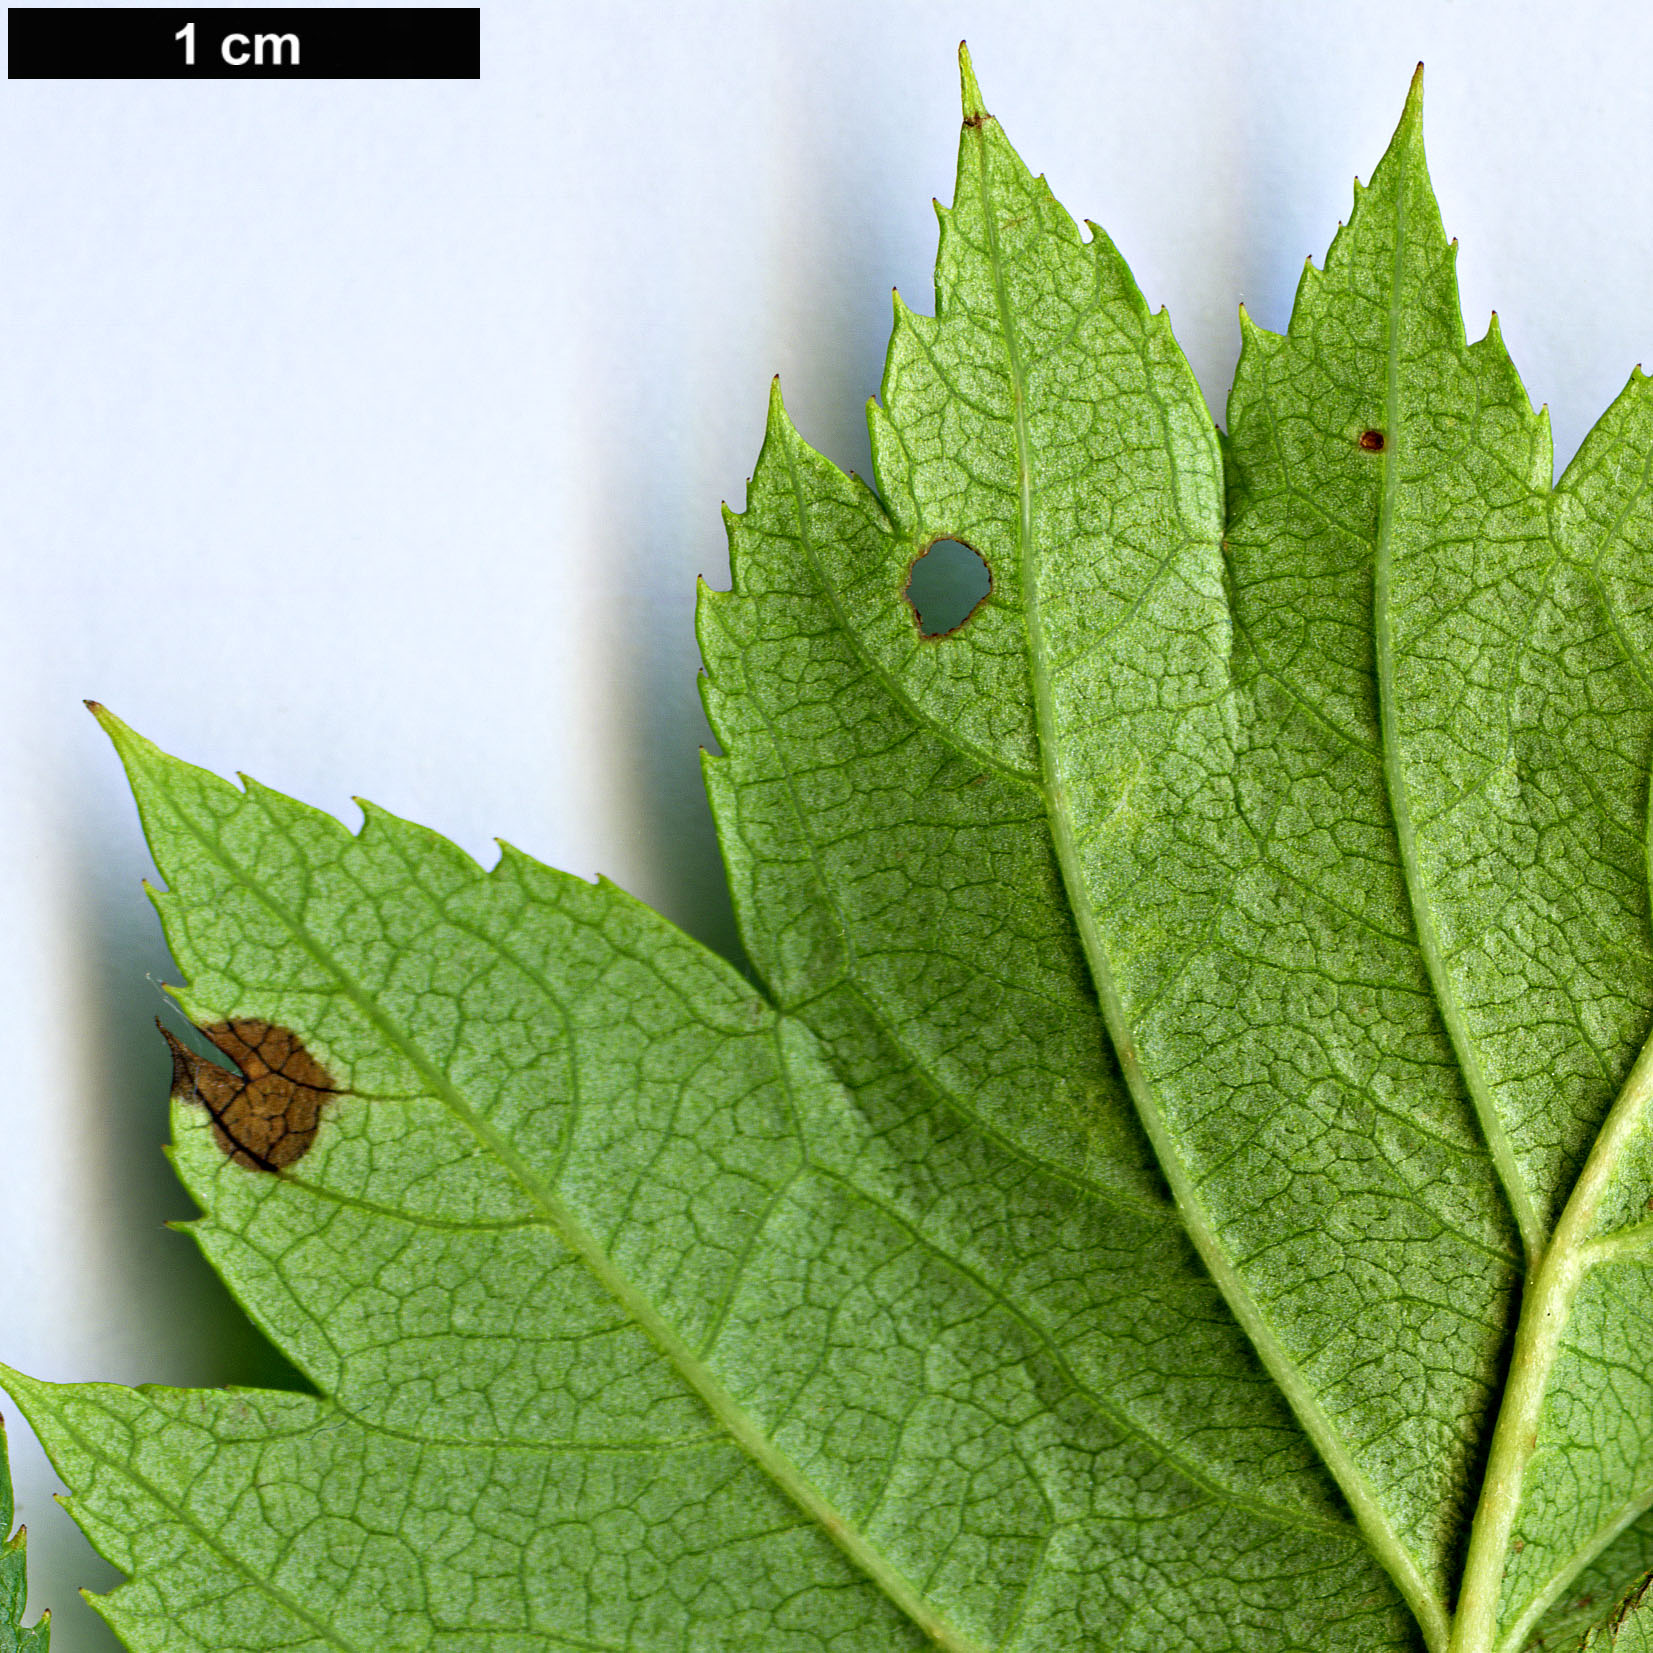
[8,8,480,78]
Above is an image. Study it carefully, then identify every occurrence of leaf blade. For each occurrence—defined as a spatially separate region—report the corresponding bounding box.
[17,707,1410,1651]
[1207,77,1653,1653]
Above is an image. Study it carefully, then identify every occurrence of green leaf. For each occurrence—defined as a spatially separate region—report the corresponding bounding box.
[1217,70,1653,1653]
[1524,1528,1653,1653]
[1578,1576,1653,1652]
[8,46,1653,1653]
[1,1417,51,1652]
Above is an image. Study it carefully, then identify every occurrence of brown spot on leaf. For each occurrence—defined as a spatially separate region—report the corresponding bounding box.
[160,1018,342,1172]
[1358,429,1386,451]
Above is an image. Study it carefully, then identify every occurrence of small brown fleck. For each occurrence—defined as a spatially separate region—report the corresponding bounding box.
[1358,429,1386,451]
[160,1018,342,1172]
[1512,1538,1524,1552]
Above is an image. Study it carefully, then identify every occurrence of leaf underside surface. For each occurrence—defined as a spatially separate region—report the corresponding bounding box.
[1576,1576,1653,1653]
[8,47,1653,1653]
[2,1418,50,1651]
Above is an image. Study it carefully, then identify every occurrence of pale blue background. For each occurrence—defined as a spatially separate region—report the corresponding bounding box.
[4,1,1652,1643]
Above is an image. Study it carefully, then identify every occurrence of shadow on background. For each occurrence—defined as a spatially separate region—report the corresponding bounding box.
[597,45,901,979]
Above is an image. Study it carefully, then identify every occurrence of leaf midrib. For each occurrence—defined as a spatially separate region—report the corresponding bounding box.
[139,748,995,1653]
[962,109,1454,1653]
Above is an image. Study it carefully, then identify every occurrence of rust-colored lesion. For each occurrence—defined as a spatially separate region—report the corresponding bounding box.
[159,1018,342,1172]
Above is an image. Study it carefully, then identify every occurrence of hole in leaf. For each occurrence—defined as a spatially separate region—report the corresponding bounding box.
[904,538,991,638]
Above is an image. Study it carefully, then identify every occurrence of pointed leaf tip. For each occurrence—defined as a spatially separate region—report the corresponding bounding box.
[1365,63,1429,186]
[958,42,988,123]
[86,699,130,741]
[86,699,134,744]
[1403,61,1425,123]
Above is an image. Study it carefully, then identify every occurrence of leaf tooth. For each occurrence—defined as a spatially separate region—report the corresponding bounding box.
[889,286,922,327]
[234,771,356,852]
[718,511,766,599]
[746,374,813,487]
[1596,360,1653,422]
[489,837,535,873]
[1235,301,1284,352]
[695,576,738,690]
[349,796,489,883]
